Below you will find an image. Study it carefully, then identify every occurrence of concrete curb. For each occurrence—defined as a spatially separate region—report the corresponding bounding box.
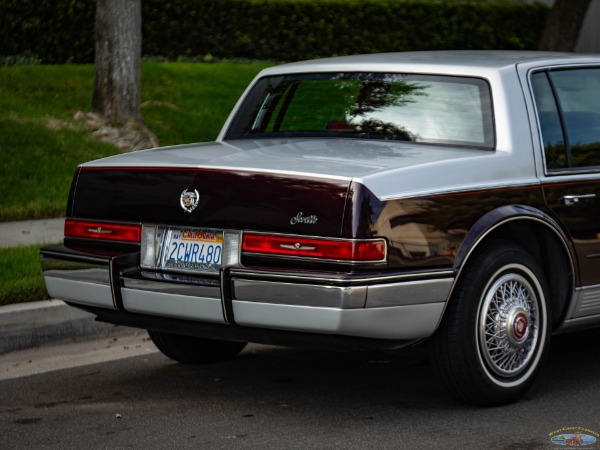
[0,300,134,354]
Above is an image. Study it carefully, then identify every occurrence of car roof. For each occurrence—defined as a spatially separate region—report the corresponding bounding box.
[259,50,599,76]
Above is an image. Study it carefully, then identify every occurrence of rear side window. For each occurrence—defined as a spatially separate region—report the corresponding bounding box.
[226,72,494,149]
[532,68,600,170]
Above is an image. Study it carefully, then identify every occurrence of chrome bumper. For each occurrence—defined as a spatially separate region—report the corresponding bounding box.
[41,245,453,342]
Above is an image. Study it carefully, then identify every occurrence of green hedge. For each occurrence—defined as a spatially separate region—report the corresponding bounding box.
[0,0,96,64]
[1,0,549,64]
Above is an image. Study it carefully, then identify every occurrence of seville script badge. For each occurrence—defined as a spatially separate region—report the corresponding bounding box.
[180,189,200,213]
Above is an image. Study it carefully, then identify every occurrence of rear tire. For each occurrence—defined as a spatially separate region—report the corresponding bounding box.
[148,330,247,364]
[431,240,551,406]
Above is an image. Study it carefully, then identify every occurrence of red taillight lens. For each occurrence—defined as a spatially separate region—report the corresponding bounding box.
[242,233,386,262]
[64,219,141,243]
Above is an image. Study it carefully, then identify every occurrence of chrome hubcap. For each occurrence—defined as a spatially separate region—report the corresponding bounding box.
[507,307,529,344]
[479,272,539,377]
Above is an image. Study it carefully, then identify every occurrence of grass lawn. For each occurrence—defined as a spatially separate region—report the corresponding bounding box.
[0,62,270,304]
[0,244,51,306]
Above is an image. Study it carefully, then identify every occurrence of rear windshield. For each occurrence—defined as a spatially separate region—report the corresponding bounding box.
[225,72,494,148]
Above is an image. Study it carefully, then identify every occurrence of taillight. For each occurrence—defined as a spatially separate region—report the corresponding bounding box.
[242,233,386,263]
[64,219,141,243]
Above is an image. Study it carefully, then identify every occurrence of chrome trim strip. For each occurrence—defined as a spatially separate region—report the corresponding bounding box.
[377,181,541,202]
[109,257,119,309]
[570,284,600,319]
[80,160,354,183]
[543,167,600,177]
[41,250,109,266]
[242,252,387,266]
[556,313,600,333]
[229,268,455,285]
[42,266,110,285]
[123,278,221,299]
[234,279,367,308]
[366,278,453,308]
[233,277,453,309]
[139,270,220,286]
[232,302,445,340]
[220,268,236,325]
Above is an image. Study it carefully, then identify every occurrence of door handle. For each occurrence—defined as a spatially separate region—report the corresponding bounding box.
[560,194,597,206]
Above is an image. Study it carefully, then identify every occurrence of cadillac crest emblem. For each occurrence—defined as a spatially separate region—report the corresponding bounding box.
[180,189,200,213]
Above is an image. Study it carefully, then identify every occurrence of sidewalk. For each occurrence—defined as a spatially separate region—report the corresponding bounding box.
[0,218,133,354]
[0,218,65,247]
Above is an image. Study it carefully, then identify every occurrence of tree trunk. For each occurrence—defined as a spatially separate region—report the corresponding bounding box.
[539,0,592,52]
[93,0,142,122]
[91,0,158,151]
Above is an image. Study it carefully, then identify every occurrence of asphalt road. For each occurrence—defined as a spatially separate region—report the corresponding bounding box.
[1,328,600,449]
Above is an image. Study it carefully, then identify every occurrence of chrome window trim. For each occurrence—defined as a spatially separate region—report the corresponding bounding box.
[542,167,600,177]
[526,64,600,177]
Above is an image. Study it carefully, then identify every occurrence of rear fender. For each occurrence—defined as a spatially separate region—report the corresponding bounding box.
[454,204,574,271]
[450,204,576,326]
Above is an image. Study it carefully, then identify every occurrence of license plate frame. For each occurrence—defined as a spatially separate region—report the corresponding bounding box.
[158,227,223,274]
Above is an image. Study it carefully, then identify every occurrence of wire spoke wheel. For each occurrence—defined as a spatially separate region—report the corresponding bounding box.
[431,240,551,406]
[478,270,540,378]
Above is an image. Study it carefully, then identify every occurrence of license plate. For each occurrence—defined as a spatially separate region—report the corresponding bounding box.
[161,228,223,273]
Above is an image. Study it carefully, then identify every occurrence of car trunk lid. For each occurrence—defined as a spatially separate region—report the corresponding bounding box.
[70,166,351,237]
